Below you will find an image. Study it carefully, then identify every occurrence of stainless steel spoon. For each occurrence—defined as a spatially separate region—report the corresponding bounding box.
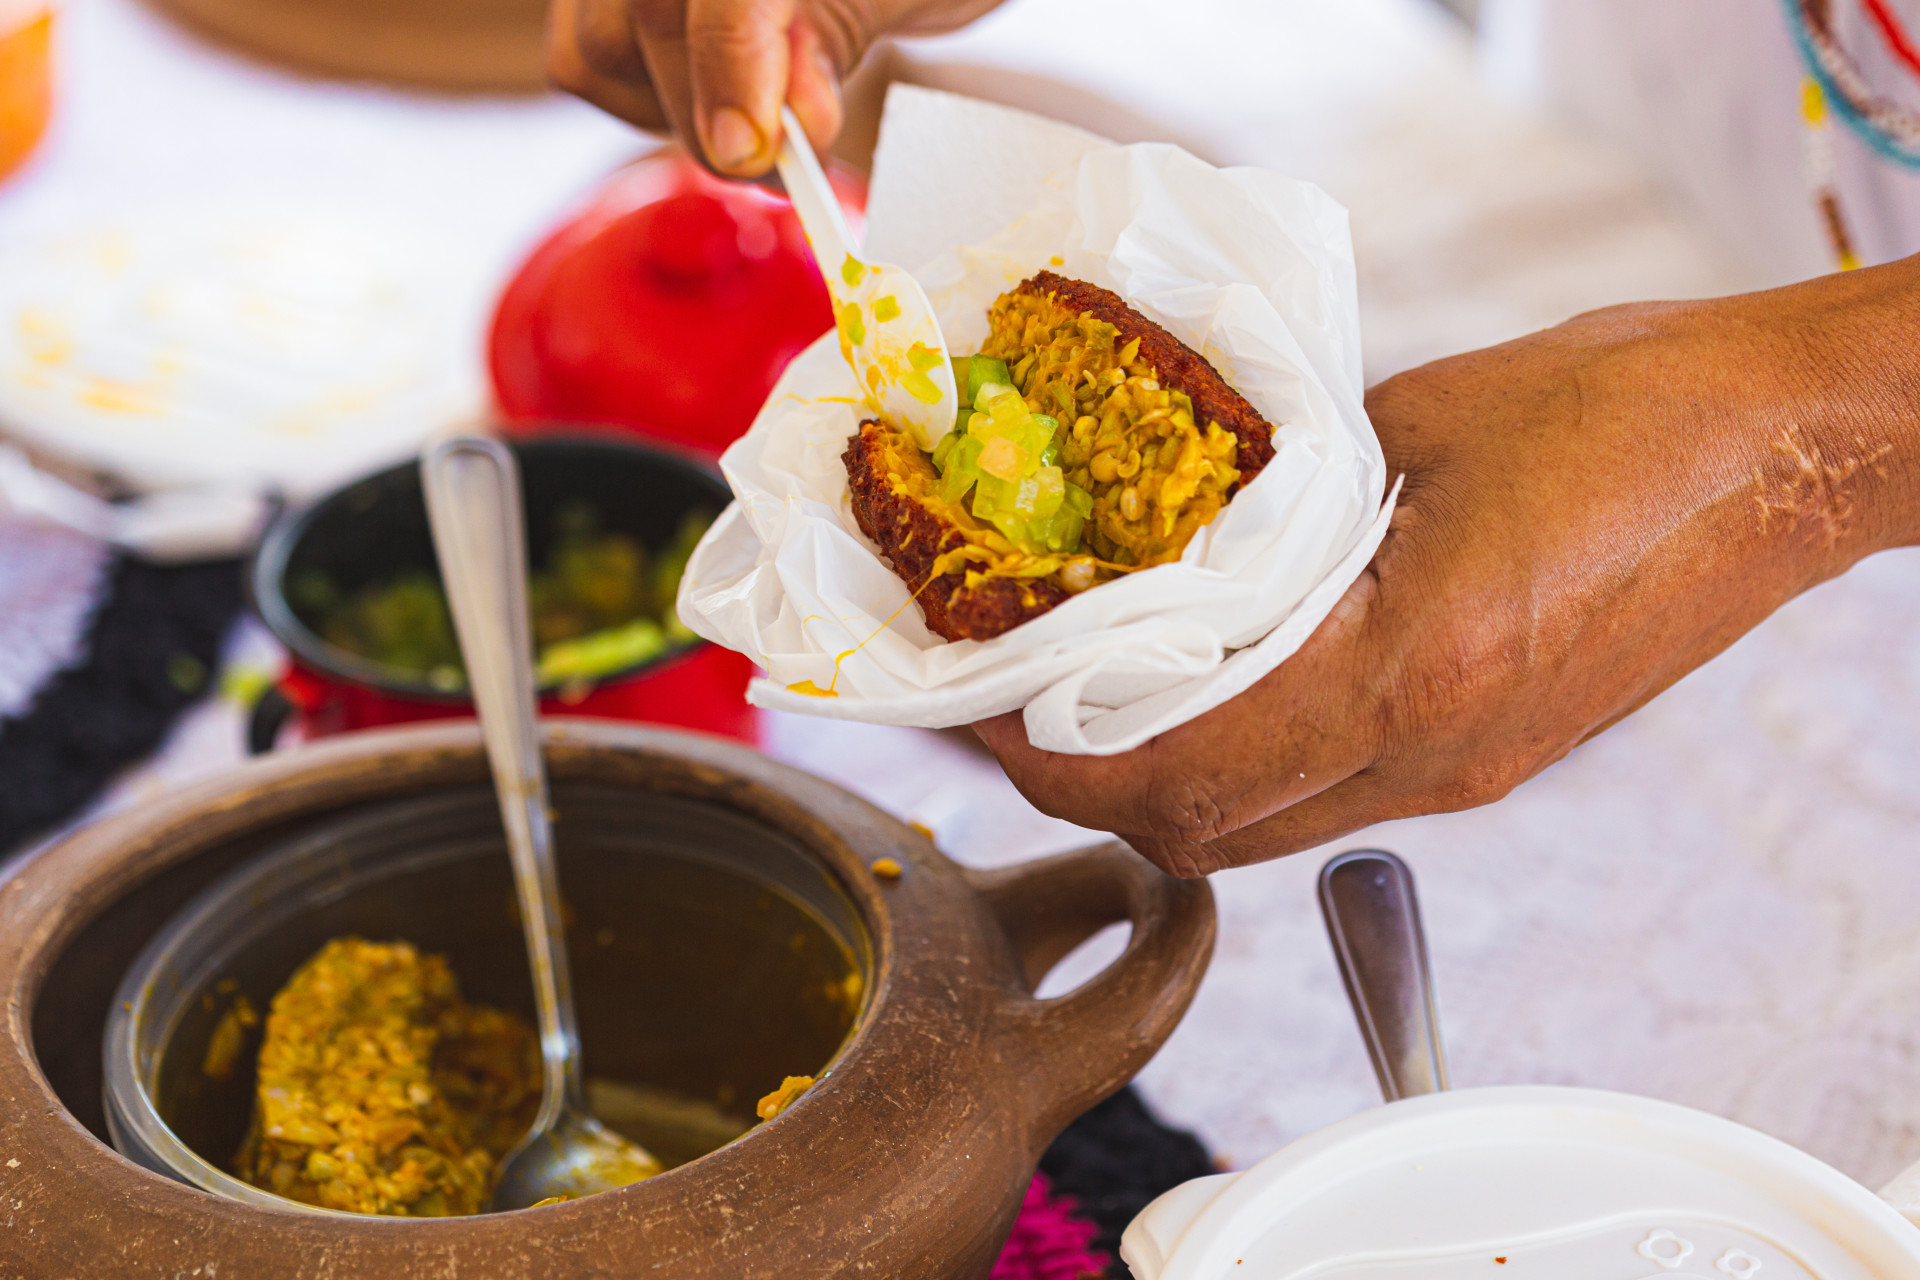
[422,435,660,1212]
[1317,848,1450,1101]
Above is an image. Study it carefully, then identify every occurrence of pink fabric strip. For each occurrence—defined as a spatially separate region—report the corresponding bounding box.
[990,1172,1109,1280]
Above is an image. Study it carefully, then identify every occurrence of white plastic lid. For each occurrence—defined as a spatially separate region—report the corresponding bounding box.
[1122,1087,1920,1280]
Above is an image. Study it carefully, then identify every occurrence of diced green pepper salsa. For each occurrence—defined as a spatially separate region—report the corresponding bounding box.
[929,376,1093,557]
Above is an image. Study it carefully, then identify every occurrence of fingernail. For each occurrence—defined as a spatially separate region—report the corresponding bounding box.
[706,107,764,170]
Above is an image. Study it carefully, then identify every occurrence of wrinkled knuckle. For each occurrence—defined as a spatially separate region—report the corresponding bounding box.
[1139,773,1240,846]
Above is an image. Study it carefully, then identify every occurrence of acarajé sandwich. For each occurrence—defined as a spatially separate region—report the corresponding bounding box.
[843,271,1277,642]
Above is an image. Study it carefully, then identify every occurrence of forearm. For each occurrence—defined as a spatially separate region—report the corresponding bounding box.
[980,254,1920,873]
[1722,252,1920,577]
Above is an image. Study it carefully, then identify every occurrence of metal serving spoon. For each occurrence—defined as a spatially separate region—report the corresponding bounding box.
[772,105,957,451]
[1317,848,1450,1101]
[422,435,659,1212]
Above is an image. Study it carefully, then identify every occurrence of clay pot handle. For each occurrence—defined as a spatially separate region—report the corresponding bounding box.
[965,843,1216,1147]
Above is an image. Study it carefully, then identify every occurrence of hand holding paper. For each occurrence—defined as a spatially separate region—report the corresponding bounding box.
[982,262,1920,872]
[678,86,1393,755]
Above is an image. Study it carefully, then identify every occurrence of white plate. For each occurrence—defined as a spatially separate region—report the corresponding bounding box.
[0,209,484,498]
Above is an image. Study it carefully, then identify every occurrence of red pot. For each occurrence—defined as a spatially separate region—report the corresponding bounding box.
[246,434,756,752]
[488,147,864,457]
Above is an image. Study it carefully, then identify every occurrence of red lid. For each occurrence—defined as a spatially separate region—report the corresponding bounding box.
[488,148,864,456]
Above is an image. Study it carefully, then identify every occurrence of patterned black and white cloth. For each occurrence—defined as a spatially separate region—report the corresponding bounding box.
[0,521,244,853]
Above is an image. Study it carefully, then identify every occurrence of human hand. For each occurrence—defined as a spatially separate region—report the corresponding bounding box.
[976,259,1920,876]
[547,0,1008,175]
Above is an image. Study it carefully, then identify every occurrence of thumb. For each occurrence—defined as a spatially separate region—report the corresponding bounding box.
[687,0,797,175]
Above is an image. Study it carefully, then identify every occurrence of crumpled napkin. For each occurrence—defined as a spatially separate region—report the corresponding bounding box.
[679,86,1394,755]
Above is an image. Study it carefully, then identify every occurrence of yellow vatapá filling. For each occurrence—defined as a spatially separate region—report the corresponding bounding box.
[234,937,545,1217]
[979,288,1241,570]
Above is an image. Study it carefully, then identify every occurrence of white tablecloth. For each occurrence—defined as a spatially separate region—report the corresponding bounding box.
[8,0,1920,1196]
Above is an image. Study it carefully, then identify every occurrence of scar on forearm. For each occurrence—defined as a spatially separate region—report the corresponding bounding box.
[1752,422,1892,548]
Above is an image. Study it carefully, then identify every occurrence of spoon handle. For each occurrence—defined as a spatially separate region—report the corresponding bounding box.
[774,105,859,275]
[423,436,583,1123]
[1317,848,1450,1102]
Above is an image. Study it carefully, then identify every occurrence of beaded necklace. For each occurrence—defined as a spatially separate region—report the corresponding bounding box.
[1783,0,1920,268]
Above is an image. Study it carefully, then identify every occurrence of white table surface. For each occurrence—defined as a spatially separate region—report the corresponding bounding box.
[8,0,1920,1196]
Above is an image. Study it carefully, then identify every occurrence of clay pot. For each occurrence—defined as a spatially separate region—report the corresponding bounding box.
[0,720,1214,1277]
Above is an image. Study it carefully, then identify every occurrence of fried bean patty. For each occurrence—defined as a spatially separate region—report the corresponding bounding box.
[843,273,1276,642]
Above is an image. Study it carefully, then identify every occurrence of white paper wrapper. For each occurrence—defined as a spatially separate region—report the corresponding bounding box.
[679,86,1395,755]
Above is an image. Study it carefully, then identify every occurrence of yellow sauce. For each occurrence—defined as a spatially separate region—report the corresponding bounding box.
[982,291,1240,570]
[754,1075,815,1121]
[784,549,969,699]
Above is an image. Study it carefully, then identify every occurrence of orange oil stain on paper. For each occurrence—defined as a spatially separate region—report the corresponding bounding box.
[785,649,855,699]
[784,550,965,700]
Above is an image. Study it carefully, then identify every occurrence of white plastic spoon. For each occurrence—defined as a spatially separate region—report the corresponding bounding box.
[773,106,957,450]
